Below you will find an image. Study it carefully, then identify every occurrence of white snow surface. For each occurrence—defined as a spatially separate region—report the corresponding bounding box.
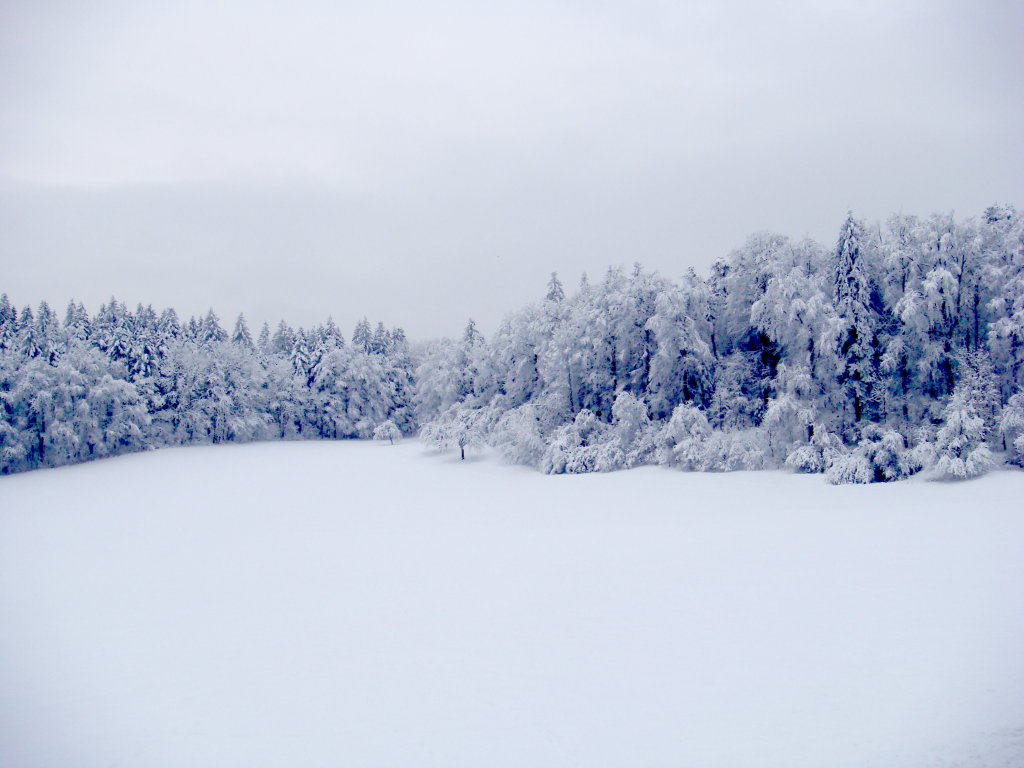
[2,441,1024,767]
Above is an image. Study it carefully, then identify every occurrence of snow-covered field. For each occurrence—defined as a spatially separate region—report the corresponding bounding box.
[1,442,1023,767]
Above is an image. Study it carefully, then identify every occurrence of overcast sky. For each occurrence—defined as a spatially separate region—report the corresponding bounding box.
[2,0,1022,338]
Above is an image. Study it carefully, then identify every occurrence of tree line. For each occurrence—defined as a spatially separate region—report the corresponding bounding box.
[3,205,1024,482]
[0,303,415,473]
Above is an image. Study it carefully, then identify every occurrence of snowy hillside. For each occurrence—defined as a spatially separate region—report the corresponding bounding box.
[2,441,1024,767]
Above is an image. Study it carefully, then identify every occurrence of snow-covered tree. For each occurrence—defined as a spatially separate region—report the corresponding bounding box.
[257,321,272,354]
[540,409,610,474]
[826,213,882,431]
[0,294,17,351]
[201,309,228,345]
[931,377,995,480]
[825,425,920,485]
[654,404,713,471]
[491,404,546,468]
[352,318,372,353]
[373,420,401,445]
[646,283,713,419]
[545,272,565,303]
[999,391,1024,465]
[232,314,255,351]
[785,426,843,475]
[420,404,491,461]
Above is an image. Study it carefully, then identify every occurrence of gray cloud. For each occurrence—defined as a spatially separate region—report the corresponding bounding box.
[2,0,1022,337]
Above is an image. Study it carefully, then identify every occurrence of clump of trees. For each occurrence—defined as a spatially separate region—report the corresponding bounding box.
[3,205,1023,483]
[416,205,1024,483]
[0,301,415,473]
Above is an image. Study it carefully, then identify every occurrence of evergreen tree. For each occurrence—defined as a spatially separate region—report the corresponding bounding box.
[271,320,295,356]
[33,301,61,364]
[17,306,41,359]
[457,319,485,401]
[0,294,16,351]
[545,272,565,303]
[257,321,272,354]
[158,308,181,340]
[231,314,255,351]
[828,213,881,431]
[321,317,345,350]
[201,309,228,345]
[290,329,313,386]
[63,300,91,341]
[370,322,388,355]
[352,318,372,353]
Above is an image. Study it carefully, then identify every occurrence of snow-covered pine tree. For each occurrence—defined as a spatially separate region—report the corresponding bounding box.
[352,318,372,354]
[201,309,228,345]
[16,306,41,360]
[257,321,272,355]
[0,295,17,352]
[271,320,295,357]
[827,213,882,432]
[545,272,565,303]
[231,314,255,351]
[157,307,181,340]
[321,317,345,350]
[369,322,389,355]
[63,300,91,342]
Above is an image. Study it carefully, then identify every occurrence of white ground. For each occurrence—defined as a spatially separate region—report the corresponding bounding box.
[2,441,1023,768]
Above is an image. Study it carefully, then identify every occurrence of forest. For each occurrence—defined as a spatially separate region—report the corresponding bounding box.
[2,205,1023,483]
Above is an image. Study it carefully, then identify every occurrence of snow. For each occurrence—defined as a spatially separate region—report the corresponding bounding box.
[2,441,1024,767]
